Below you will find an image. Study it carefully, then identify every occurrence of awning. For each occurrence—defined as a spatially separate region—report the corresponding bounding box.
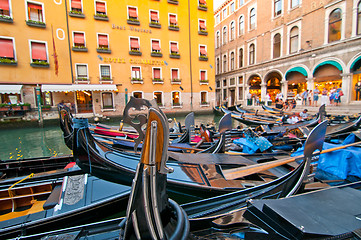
[42,84,73,92]
[313,60,343,74]
[41,84,117,92]
[285,66,308,79]
[0,85,23,94]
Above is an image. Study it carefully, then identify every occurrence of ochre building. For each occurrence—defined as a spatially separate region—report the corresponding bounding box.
[214,0,361,106]
[0,0,215,119]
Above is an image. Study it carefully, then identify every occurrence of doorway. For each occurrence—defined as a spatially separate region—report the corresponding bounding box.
[76,91,93,113]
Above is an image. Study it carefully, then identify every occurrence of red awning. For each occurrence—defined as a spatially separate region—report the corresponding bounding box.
[98,34,108,46]
[31,42,47,60]
[96,2,105,12]
[200,46,207,55]
[199,0,206,4]
[172,69,178,79]
[130,38,139,48]
[154,69,160,79]
[0,0,10,10]
[74,33,85,44]
[199,21,206,29]
[152,41,161,50]
[169,15,177,24]
[71,0,81,9]
[201,71,206,80]
[150,11,158,21]
[0,38,14,58]
[128,7,137,18]
[132,67,140,72]
[28,3,42,10]
[171,43,178,52]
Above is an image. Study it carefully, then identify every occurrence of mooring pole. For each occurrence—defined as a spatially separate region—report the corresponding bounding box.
[35,86,43,127]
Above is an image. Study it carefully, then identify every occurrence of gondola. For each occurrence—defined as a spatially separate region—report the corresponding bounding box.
[12,120,331,240]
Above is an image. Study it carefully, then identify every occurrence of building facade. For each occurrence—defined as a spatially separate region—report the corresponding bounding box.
[214,0,361,106]
[0,0,215,119]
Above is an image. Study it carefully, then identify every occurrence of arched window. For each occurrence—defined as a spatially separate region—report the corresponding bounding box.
[223,26,227,44]
[273,33,281,58]
[230,21,235,41]
[239,16,244,35]
[223,54,227,72]
[289,26,299,53]
[216,31,220,47]
[249,44,255,65]
[239,48,243,68]
[357,1,361,35]
[250,8,256,30]
[328,8,342,43]
[230,52,235,70]
[216,57,220,74]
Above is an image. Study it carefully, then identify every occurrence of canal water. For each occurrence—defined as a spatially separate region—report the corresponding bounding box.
[0,112,224,161]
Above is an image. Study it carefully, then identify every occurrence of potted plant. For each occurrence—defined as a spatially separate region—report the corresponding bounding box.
[94,13,108,20]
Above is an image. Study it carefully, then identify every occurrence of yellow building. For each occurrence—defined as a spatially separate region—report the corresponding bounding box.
[0,0,215,119]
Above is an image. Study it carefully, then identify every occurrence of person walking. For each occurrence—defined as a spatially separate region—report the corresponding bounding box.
[313,87,320,107]
[301,90,308,106]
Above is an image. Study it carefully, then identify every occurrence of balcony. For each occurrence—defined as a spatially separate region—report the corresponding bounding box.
[26,20,46,28]
[94,14,109,21]
[97,47,111,54]
[127,18,140,25]
[129,50,142,56]
[152,78,164,84]
[69,11,85,18]
[130,77,143,84]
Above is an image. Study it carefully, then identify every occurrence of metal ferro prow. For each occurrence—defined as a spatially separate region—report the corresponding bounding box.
[123,107,173,239]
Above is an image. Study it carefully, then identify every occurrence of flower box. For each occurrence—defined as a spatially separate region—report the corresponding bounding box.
[151,52,163,57]
[170,53,180,59]
[97,48,111,53]
[168,0,179,5]
[168,25,179,31]
[127,19,140,25]
[199,56,208,61]
[69,11,85,18]
[198,5,208,11]
[72,46,88,52]
[129,50,142,56]
[26,20,46,28]
[94,14,109,21]
[198,30,208,36]
[30,62,50,68]
[0,15,13,23]
[149,22,161,28]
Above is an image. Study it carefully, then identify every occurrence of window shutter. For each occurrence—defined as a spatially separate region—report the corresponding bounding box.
[172,69,178,79]
[0,0,10,11]
[169,15,177,24]
[170,42,178,52]
[96,1,105,13]
[71,0,81,9]
[150,11,158,21]
[130,38,140,48]
[77,65,87,76]
[0,38,14,58]
[199,0,206,4]
[128,7,137,18]
[201,71,206,80]
[199,20,206,29]
[31,42,47,60]
[98,34,108,46]
[74,33,85,44]
[28,3,42,10]
[200,46,207,55]
[153,69,160,79]
[152,41,161,50]
[132,67,140,72]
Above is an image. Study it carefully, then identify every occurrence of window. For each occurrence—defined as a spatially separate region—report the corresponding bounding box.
[238,87,243,100]
[223,8,227,18]
[169,14,178,27]
[199,45,207,57]
[249,43,255,65]
[239,48,243,68]
[73,32,85,47]
[289,26,299,53]
[200,70,207,83]
[102,92,113,109]
[133,92,143,98]
[216,31,220,47]
[76,64,88,80]
[223,54,227,72]
[230,52,235,70]
[358,1,361,35]
[199,19,207,32]
[27,2,44,23]
[150,10,159,24]
[200,91,208,105]
[151,40,161,53]
[70,0,82,12]
[0,37,15,62]
[199,0,207,8]
[97,34,109,49]
[128,6,138,21]
[31,41,47,63]
[230,21,235,40]
[95,1,106,15]
[152,67,162,81]
[216,57,220,74]
[171,68,180,82]
[273,33,281,58]
[250,8,256,30]
[216,14,220,24]
[239,16,244,35]
[170,42,179,54]
[130,37,140,51]
[328,8,342,43]
[239,0,244,7]
[154,92,163,106]
[100,65,111,81]
[0,0,11,18]
[223,26,227,44]
[131,66,141,80]
[291,0,299,9]
[172,91,181,106]
[230,2,235,13]
[274,0,282,17]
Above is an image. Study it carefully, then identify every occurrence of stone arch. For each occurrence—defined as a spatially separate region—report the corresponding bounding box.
[348,53,361,101]
[312,58,346,92]
[264,70,283,102]
[285,65,310,97]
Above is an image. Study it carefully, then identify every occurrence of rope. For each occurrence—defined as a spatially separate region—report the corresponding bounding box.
[8,173,34,199]
[73,118,92,174]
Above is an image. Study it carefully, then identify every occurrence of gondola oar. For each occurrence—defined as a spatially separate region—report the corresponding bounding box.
[223,132,361,180]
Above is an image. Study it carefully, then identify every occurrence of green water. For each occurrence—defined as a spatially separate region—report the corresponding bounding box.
[0,112,224,161]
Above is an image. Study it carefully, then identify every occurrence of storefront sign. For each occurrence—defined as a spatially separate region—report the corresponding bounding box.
[103,57,165,66]
[112,24,152,34]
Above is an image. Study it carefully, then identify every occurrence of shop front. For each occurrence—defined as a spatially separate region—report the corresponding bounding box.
[248,75,261,105]
[351,57,361,101]
[265,74,282,102]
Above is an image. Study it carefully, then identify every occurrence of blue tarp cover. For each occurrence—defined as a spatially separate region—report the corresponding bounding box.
[291,134,361,179]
